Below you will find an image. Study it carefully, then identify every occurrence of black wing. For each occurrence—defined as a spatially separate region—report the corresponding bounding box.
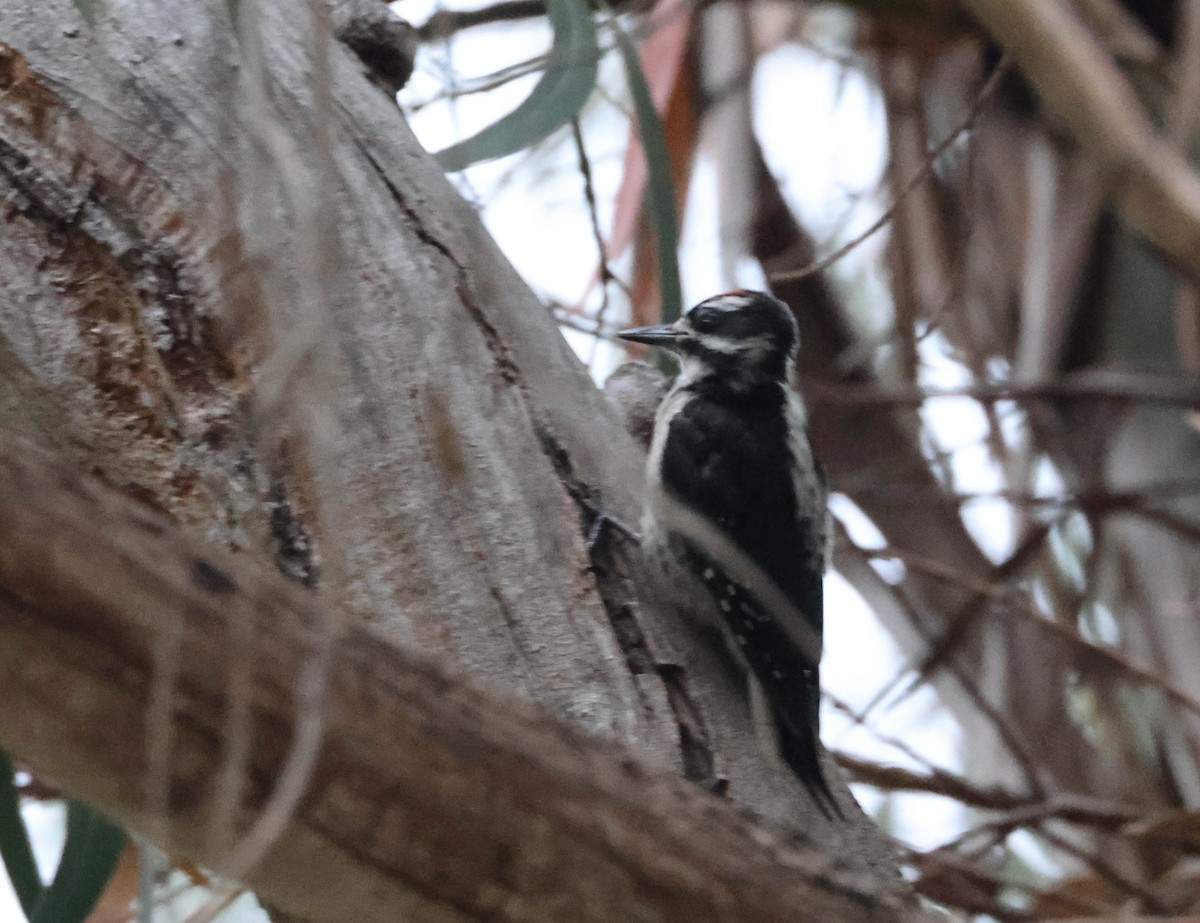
[659,386,824,636]
[661,387,838,817]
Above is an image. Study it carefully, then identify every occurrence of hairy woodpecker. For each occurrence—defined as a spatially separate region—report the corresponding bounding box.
[618,290,841,819]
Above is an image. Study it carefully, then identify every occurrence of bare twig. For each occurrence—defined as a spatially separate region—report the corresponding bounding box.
[863,543,1200,724]
[832,534,1048,796]
[827,695,948,778]
[405,55,548,112]
[908,846,1067,919]
[768,55,1010,284]
[551,304,627,342]
[838,480,1200,509]
[805,373,1200,408]
[217,0,347,883]
[1037,825,1165,911]
[1072,0,1163,64]
[418,0,546,40]
[1168,0,1200,145]
[876,520,1056,727]
[570,119,616,366]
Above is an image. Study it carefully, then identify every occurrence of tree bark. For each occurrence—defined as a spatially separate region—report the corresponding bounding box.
[0,435,926,923]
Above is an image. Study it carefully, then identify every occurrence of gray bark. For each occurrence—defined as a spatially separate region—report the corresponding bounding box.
[0,436,928,923]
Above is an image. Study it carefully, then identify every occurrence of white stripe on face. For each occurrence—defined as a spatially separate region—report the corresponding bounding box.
[703,293,757,313]
[691,332,775,355]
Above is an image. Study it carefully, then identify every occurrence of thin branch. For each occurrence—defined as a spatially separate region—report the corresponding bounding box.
[406,55,548,112]
[927,796,1144,852]
[863,543,1200,725]
[959,0,1200,281]
[853,520,1056,732]
[221,0,346,881]
[832,533,1049,797]
[569,119,615,367]
[551,303,627,342]
[804,373,1200,408]
[1036,826,1165,912]
[839,480,1200,509]
[827,696,949,779]
[418,0,547,41]
[907,846,1066,920]
[768,55,1010,284]
[1168,0,1200,147]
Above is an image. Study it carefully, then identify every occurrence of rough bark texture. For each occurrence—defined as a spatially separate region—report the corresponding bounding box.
[0,0,907,912]
[0,436,928,923]
[0,0,660,760]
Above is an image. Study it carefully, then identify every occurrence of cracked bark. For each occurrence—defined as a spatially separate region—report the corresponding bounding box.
[0,437,928,923]
[0,0,906,916]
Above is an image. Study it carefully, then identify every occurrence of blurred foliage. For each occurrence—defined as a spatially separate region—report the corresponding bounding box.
[434,0,599,169]
[0,752,126,923]
[603,4,683,322]
[0,752,43,917]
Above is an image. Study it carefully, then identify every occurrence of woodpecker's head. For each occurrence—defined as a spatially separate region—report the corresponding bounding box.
[618,290,798,387]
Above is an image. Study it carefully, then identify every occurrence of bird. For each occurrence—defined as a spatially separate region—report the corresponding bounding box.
[618,289,841,819]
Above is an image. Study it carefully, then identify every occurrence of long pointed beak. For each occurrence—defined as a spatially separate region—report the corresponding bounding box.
[617,323,681,347]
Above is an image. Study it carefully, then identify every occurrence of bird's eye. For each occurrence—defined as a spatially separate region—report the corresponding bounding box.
[690,308,720,333]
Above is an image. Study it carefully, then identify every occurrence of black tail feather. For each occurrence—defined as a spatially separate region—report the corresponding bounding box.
[775,708,844,821]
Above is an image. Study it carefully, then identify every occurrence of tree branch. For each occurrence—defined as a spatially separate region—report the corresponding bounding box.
[958,0,1200,280]
[0,435,923,923]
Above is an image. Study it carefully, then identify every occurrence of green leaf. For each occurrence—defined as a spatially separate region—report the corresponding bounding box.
[604,12,682,324]
[434,0,599,171]
[0,751,44,917]
[29,801,125,923]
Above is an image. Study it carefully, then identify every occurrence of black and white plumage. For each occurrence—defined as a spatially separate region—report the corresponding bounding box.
[618,290,840,819]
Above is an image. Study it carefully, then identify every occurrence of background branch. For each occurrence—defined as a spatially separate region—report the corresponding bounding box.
[959,0,1200,279]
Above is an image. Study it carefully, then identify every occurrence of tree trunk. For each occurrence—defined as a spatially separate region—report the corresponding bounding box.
[0,0,907,917]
